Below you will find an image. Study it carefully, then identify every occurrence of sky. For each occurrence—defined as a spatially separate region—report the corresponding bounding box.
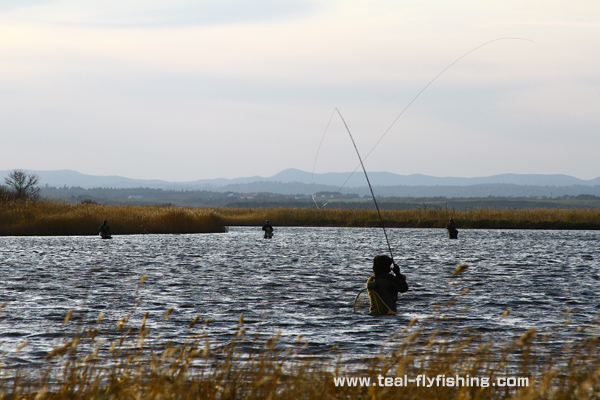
[1,0,599,182]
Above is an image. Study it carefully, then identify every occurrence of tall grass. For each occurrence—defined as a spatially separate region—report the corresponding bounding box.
[1,200,599,236]
[2,286,599,399]
[0,200,226,235]
[214,206,600,230]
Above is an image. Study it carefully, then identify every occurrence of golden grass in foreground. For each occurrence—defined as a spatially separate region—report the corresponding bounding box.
[2,294,599,399]
[0,200,226,235]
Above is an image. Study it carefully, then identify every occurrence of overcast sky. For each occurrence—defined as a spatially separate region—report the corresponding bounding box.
[1,0,599,182]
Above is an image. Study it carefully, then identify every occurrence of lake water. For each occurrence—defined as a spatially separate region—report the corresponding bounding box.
[0,227,599,368]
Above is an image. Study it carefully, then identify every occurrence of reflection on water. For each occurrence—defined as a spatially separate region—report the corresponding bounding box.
[0,227,599,365]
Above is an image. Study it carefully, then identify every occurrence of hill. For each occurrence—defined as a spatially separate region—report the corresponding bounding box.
[2,168,599,194]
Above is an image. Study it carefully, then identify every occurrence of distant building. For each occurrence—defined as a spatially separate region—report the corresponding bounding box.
[128,195,144,199]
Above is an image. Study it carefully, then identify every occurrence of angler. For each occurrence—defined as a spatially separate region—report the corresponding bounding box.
[262,220,274,239]
[331,109,407,315]
[99,220,112,239]
[366,255,409,315]
[446,218,458,239]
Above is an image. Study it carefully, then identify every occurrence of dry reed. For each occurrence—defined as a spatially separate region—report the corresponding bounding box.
[213,206,600,230]
[2,293,599,399]
[1,200,599,236]
[0,200,226,235]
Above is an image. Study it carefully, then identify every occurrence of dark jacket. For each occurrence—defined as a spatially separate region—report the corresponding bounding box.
[367,271,408,314]
[262,224,273,233]
[99,223,111,236]
[446,221,457,232]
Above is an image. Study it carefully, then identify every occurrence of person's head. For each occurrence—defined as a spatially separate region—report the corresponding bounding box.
[266,220,270,223]
[104,220,107,224]
[373,255,393,276]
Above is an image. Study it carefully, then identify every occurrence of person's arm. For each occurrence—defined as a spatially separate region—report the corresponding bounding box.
[366,275,377,290]
[392,263,409,293]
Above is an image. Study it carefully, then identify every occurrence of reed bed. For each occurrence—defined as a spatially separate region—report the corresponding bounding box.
[2,288,599,399]
[214,206,600,230]
[0,200,227,236]
[1,200,599,236]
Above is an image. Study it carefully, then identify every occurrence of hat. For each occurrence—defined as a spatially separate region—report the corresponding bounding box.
[373,255,393,275]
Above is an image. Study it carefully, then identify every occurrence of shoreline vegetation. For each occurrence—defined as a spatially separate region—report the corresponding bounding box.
[1,200,600,235]
[1,286,599,399]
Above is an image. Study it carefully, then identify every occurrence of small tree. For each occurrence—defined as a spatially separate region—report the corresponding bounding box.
[4,170,41,200]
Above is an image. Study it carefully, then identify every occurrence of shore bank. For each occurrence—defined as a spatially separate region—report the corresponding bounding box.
[1,201,599,235]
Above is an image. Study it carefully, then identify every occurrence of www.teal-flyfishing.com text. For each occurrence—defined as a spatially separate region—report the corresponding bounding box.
[333,374,529,388]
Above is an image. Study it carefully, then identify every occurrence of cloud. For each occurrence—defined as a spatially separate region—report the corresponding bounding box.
[4,0,319,27]
[0,0,56,13]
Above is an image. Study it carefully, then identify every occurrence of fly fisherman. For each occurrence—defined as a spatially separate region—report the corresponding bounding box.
[367,255,408,315]
[262,220,274,238]
[99,220,111,238]
[446,218,458,239]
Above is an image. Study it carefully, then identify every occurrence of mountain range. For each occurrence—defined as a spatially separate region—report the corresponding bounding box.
[1,168,599,190]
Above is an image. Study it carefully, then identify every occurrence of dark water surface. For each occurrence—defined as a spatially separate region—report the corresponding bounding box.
[0,227,599,366]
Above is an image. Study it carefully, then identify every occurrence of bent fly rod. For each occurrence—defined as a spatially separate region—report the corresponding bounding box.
[334,108,396,268]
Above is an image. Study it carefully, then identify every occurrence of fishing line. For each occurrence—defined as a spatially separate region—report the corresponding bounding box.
[335,108,395,263]
[364,37,533,161]
[310,109,337,209]
[311,37,534,198]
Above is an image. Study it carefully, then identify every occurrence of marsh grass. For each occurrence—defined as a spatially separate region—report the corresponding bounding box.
[215,206,600,230]
[2,282,600,400]
[0,200,227,235]
[1,200,599,236]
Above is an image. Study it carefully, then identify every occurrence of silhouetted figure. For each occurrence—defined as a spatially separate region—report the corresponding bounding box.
[99,220,112,239]
[446,218,458,239]
[262,220,273,239]
[366,255,408,315]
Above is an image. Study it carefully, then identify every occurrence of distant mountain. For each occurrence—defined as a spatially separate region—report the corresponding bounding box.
[267,169,600,187]
[1,168,599,190]
[0,169,173,189]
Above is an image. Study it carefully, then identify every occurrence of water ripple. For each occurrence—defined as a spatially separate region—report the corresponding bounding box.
[0,227,599,365]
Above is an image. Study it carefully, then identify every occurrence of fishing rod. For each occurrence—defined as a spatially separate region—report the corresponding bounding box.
[334,108,396,266]
[313,38,537,269]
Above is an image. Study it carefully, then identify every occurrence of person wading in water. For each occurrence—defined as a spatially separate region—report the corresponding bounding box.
[367,255,408,315]
[99,220,111,239]
[446,218,458,239]
[262,220,274,239]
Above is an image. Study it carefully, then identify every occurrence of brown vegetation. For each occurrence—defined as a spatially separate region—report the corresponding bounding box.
[1,200,599,236]
[1,285,599,399]
[215,206,600,230]
[0,200,226,235]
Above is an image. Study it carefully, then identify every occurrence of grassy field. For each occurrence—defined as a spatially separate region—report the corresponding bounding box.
[1,280,599,399]
[1,200,600,235]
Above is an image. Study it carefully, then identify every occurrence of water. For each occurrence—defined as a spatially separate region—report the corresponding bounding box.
[0,227,599,367]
